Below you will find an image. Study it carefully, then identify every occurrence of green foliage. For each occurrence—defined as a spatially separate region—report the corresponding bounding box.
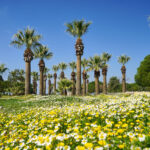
[88,55,102,71]
[0,81,10,96]
[126,83,143,91]
[118,55,130,66]
[65,19,91,38]
[0,64,8,76]
[31,72,39,81]
[69,62,76,72]
[34,45,53,60]
[58,62,67,71]
[135,55,150,87]
[7,69,25,95]
[58,79,73,94]
[81,58,88,71]
[88,81,103,93]
[101,52,112,65]
[10,26,41,49]
[108,76,121,93]
[52,65,59,73]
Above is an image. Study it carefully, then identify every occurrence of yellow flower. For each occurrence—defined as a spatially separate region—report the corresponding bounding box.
[85,143,93,148]
[118,144,125,149]
[98,140,106,146]
[76,146,85,150]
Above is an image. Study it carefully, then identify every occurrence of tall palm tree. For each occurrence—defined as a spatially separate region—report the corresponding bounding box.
[34,45,53,95]
[47,73,53,95]
[65,20,91,95]
[101,52,112,94]
[11,27,41,95]
[59,62,67,79]
[31,71,38,94]
[52,65,59,93]
[118,55,130,93]
[0,64,8,81]
[86,74,90,94]
[81,58,88,96]
[43,67,50,95]
[69,61,76,96]
[88,56,102,95]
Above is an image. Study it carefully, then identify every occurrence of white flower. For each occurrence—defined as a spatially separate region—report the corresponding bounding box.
[138,134,145,142]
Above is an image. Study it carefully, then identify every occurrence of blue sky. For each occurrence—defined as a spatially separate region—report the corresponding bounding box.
[0,0,150,83]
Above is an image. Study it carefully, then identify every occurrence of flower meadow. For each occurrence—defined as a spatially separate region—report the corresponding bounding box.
[0,93,150,150]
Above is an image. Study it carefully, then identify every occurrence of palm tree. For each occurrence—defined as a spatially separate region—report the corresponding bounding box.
[52,65,59,93]
[43,67,50,95]
[81,58,88,96]
[34,45,53,95]
[0,64,8,81]
[11,27,41,95]
[69,61,76,95]
[118,55,130,93]
[65,20,91,95]
[31,71,38,94]
[59,62,67,79]
[101,52,112,94]
[86,74,90,94]
[58,79,73,96]
[47,73,53,95]
[88,56,102,95]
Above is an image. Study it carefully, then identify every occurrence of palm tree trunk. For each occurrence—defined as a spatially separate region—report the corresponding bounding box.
[71,72,76,96]
[24,49,33,95]
[35,81,37,94]
[33,79,36,94]
[54,73,57,93]
[121,66,126,92]
[102,67,107,94]
[25,62,30,95]
[82,72,87,96]
[39,70,44,95]
[48,79,51,95]
[94,70,100,95]
[75,38,84,96]
[43,79,46,95]
[86,79,89,94]
[76,55,81,95]
[39,59,45,95]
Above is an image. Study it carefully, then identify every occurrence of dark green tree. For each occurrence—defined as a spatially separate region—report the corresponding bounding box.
[135,55,150,88]
[108,76,121,93]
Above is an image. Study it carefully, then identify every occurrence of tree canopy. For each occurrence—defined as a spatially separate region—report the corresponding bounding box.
[135,55,150,87]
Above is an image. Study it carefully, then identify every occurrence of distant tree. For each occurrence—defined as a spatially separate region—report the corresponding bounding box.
[34,45,53,95]
[58,79,73,96]
[31,71,38,94]
[52,65,59,93]
[108,76,121,93]
[118,55,130,92]
[59,62,67,79]
[47,73,53,95]
[69,61,76,95]
[81,58,88,95]
[7,69,25,95]
[126,83,142,91]
[101,52,112,94]
[135,55,150,88]
[88,81,103,94]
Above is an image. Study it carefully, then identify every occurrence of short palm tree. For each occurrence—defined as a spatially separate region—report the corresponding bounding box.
[0,64,8,81]
[34,45,53,95]
[10,27,41,95]
[52,65,59,93]
[43,67,50,95]
[81,58,88,96]
[31,71,38,94]
[65,20,91,95]
[101,52,112,94]
[59,62,67,79]
[69,61,76,95]
[118,55,130,92]
[88,56,102,95]
[58,79,73,96]
[47,73,53,95]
